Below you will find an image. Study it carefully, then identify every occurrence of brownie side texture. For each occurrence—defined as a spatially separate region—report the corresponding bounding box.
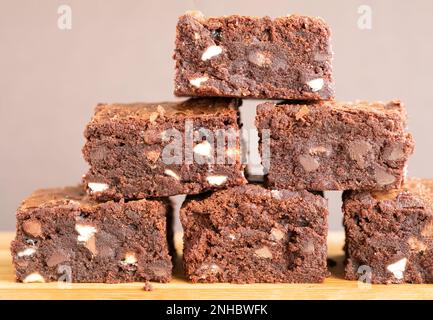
[174,11,334,100]
[10,186,173,283]
[82,98,246,201]
[343,178,433,284]
[256,100,414,191]
[180,184,329,283]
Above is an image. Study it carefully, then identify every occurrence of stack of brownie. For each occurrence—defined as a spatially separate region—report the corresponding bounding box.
[11,10,427,285]
[174,12,334,283]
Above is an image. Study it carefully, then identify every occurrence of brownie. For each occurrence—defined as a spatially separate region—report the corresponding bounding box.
[174,11,334,100]
[344,178,433,284]
[180,184,328,283]
[256,100,414,191]
[82,98,246,200]
[10,186,173,283]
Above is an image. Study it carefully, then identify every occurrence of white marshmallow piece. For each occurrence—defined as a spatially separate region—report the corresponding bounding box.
[17,248,36,258]
[88,182,109,193]
[164,169,180,180]
[201,45,222,61]
[193,141,212,156]
[75,224,97,242]
[23,272,45,283]
[228,234,236,241]
[189,76,208,88]
[206,175,227,186]
[307,78,324,92]
[121,253,137,265]
[386,258,407,280]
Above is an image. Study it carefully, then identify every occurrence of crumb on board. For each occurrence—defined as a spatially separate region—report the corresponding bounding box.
[143,281,153,291]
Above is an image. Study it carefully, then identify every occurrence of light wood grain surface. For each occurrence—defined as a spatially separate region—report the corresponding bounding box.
[1,232,433,300]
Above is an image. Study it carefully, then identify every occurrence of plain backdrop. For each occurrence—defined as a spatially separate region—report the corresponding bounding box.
[1,0,433,231]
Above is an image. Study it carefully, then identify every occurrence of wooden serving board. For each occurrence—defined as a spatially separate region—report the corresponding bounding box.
[1,231,433,300]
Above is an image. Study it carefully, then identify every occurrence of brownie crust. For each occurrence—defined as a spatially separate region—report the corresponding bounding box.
[180,184,329,283]
[11,186,173,283]
[256,100,414,191]
[344,178,433,284]
[174,12,334,100]
[83,98,246,200]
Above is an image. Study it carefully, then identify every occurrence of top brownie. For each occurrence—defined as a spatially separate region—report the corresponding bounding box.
[256,100,414,191]
[174,11,334,100]
[82,98,246,200]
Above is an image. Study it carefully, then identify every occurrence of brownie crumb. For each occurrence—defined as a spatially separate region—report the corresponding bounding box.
[143,282,153,291]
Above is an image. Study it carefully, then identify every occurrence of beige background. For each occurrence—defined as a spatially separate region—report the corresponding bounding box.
[1,0,432,231]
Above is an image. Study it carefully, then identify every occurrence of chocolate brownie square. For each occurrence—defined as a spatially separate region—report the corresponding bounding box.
[83,98,246,200]
[11,186,173,283]
[174,11,334,100]
[344,178,433,284]
[256,100,414,191]
[180,184,328,283]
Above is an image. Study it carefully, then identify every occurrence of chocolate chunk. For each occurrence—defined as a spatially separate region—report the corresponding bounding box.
[22,219,42,238]
[348,140,372,168]
[46,252,69,267]
[299,154,320,172]
[374,168,397,187]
